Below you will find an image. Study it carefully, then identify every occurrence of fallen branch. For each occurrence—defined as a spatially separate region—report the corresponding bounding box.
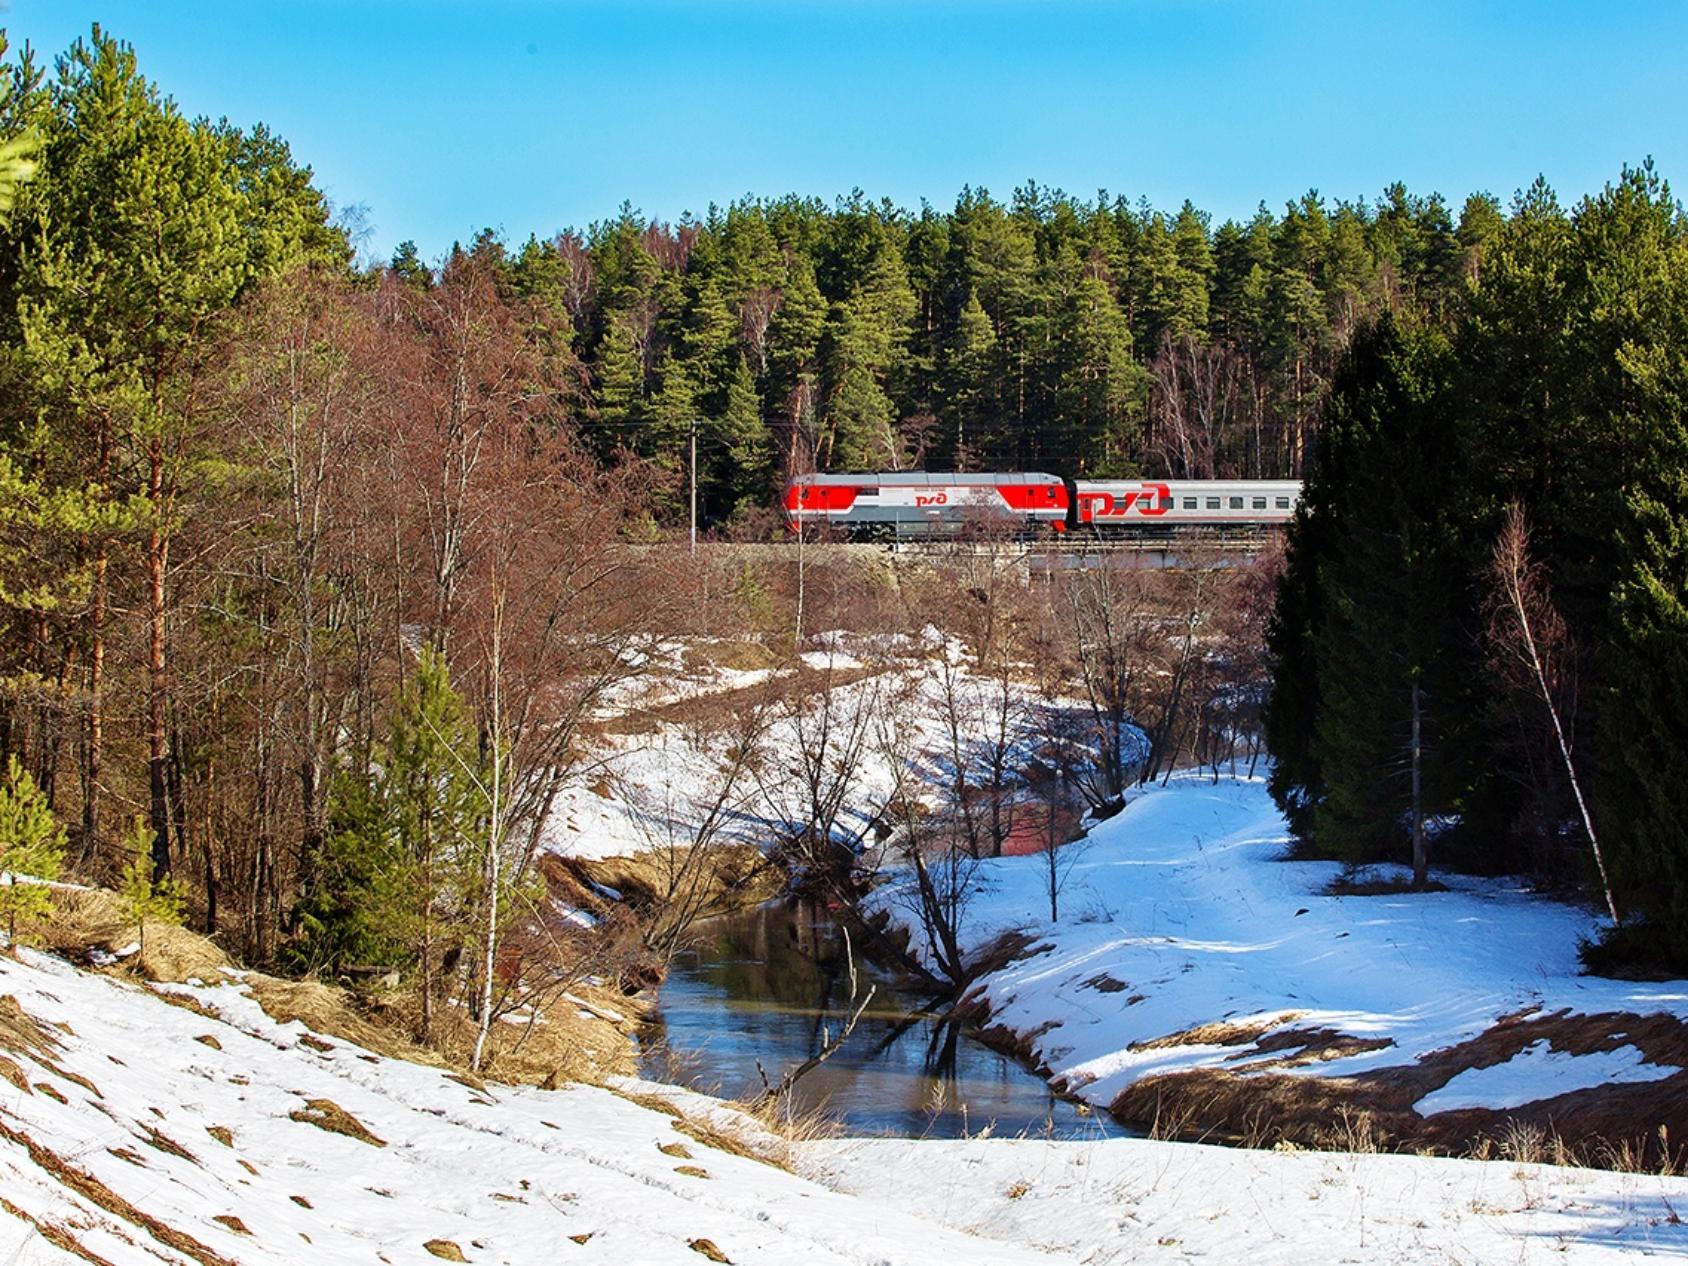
[754,926,875,1106]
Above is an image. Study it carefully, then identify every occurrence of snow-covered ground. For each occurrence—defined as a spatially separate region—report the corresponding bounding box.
[4,941,1688,1264]
[811,1134,1688,1263]
[551,637,1688,1132]
[869,773,1688,1120]
[547,632,1102,865]
[0,947,1058,1265]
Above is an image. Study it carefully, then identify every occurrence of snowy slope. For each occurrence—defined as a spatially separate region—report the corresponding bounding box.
[4,944,1687,1266]
[0,948,1069,1265]
[809,1135,1688,1265]
[870,773,1688,1115]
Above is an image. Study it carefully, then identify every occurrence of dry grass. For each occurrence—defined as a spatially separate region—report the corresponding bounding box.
[245,977,445,1068]
[0,993,59,1058]
[682,639,781,673]
[1225,1026,1396,1070]
[1,992,103,1100]
[599,662,878,736]
[479,982,645,1086]
[607,1083,835,1174]
[1105,1003,1688,1173]
[1131,1017,1298,1052]
[0,1194,119,1266]
[0,1115,240,1266]
[141,1126,197,1164]
[289,1097,386,1148]
[40,886,227,984]
[47,863,647,1100]
[1324,876,1450,897]
[613,1087,684,1119]
[571,844,785,917]
[673,1110,791,1170]
[0,1051,31,1094]
[1318,1106,1385,1154]
[1498,1118,1549,1163]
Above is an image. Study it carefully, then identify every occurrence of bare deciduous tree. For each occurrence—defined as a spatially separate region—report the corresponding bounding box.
[1486,502,1618,923]
[616,696,782,965]
[1057,556,1156,806]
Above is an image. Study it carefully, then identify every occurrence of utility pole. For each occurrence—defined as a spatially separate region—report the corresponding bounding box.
[689,416,698,556]
[795,514,805,649]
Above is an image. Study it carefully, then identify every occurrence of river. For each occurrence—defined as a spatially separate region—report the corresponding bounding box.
[638,900,1110,1139]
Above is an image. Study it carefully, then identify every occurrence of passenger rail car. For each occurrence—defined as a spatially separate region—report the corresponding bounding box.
[1074,480,1301,530]
[784,472,1301,541]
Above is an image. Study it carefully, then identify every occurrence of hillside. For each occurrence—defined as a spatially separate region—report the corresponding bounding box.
[3,935,1688,1264]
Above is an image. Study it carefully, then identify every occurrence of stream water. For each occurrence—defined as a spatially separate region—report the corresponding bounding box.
[638,900,1110,1139]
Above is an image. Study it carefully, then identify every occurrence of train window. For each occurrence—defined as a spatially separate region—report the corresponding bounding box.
[1205,496,1220,509]
[1183,497,1197,509]
[856,486,878,496]
[1229,496,1243,509]
[1252,497,1267,510]
[1275,496,1290,509]
[799,489,810,501]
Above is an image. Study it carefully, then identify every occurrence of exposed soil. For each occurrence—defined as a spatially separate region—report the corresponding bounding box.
[595,663,881,736]
[1105,1007,1688,1165]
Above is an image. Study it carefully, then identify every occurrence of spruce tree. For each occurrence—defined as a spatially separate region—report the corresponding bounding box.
[1274,315,1477,874]
[712,353,770,515]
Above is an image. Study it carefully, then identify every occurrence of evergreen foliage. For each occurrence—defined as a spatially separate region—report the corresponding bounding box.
[296,651,487,1037]
[1,21,1686,975]
[1267,163,1688,966]
[116,815,184,951]
[0,754,64,944]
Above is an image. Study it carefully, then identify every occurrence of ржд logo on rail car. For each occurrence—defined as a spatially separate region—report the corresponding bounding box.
[783,472,1301,543]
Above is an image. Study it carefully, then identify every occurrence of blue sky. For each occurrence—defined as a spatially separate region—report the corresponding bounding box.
[5,2,1685,262]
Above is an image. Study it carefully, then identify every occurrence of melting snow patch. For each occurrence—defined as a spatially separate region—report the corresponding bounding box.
[1415,1040,1678,1115]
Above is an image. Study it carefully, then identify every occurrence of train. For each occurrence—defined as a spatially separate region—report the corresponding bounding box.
[783,471,1303,540]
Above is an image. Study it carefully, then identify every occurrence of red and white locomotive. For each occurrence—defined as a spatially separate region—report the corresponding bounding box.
[783,472,1300,539]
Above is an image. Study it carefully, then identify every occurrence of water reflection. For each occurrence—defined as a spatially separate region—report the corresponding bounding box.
[640,900,1109,1139]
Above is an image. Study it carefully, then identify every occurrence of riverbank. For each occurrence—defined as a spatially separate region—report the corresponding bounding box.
[867,772,1688,1162]
[637,899,1104,1138]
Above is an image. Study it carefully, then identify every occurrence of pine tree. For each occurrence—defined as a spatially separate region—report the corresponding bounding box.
[1583,164,1688,964]
[1600,479,1688,961]
[8,26,344,873]
[390,240,432,289]
[1169,201,1215,337]
[117,815,184,954]
[819,235,915,470]
[0,755,65,946]
[1050,272,1140,473]
[648,352,698,460]
[595,312,646,442]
